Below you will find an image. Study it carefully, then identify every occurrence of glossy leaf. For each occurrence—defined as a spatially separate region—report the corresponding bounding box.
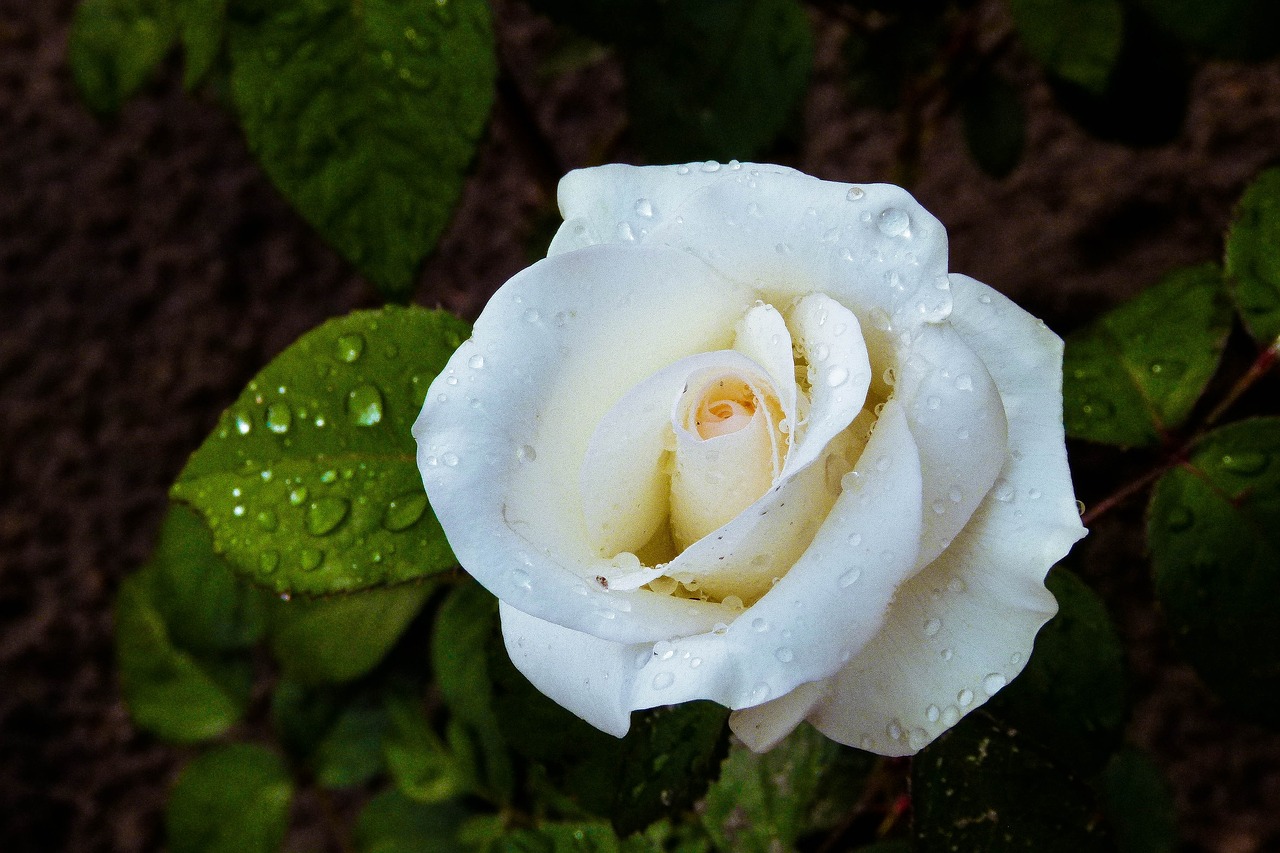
[227,0,496,298]
[1102,748,1179,853]
[1063,263,1231,447]
[623,0,813,162]
[175,0,226,88]
[171,306,469,595]
[701,723,873,853]
[1226,167,1280,344]
[912,713,1112,852]
[167,744,293,853]
[354,789,471,853]
[1137,0,1280,60]
[115,570,251,742]
[268,583,433,683]
[1148,417,1280,725]
[69,0,176,114]
[986,567,1126,774]
[383,689,471,803]
[1007,0,1123,93]
[962,70,1025,178]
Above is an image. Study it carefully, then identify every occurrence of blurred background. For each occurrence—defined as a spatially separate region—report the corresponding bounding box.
[4,0,1280,849]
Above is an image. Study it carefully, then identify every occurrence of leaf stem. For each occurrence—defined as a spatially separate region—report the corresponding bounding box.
[1080,461,1174,528]
[1203,333,1280,427]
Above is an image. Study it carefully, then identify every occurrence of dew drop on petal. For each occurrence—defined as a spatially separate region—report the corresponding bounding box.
[652,672,675,690]
[983,673,1007,694]
[846,186,865,201]
[924,618,941,636]
[751,617,769,633]
[839,568,861,588]
[877,207,910,237]
[957,688,974,707]
[774,647,794,663]
[517,444,537,463]
[926,704,940,723]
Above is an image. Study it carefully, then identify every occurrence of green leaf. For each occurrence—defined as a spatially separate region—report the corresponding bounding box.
[611,702,730,836]
[271,679,391,787]
[1226,167,1280,344]
[147,503,265,653]
[1136,0,1280,60]
[962,70,1026,178]
[623,0,813,162]
[354,789,471,853]
[1148,417,1280,726]
[491,822,632,853]
[227,0,496,298]
[701,723,873,853]
[1063,263,1232,447]
[69,0,177,113]
[268,583,433,683]
[986,567,1126,775]
[912,713,1112,852]
[1007,0,1123,93]
[171,306,469,595]
[383,689,471,803]
[432,581,515,803]
[175,0,226,88]
[116,570,251,742]
[1101,748,1179,853]
[167,744,293,853]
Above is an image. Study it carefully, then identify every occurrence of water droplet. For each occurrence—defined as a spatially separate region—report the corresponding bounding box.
[877,207,910,237]
[847,533,862,547]
[468,353,487,370]
[265,403,292,435]
[994,480,1015,502]
[653,640,675,661]
[307,498,349,536]
[721,594,745,610]
[701,160,721,173]
[940,648,953,660]
[517,444,537,463]
[1221,451,1270,476]
[908,728,927,750]
[815,343,830,361]
[751,617,769,632]
[859,735,874,750]
[887,720,903,740]
[256,509,279,531]
[259,551,279,573]
[751,683,770,702]
[839,568,861,587]
[300,548,324,572]
[347,385,384,427]
[383,492,428,531]
[846,186,865,201]
[955,374,973,391]
[775,647,794,663]
[635,198,654,218]
[336,334,365,363]
[1028,488,1042,500]
[924,618,941,636]
[441,452,458,467]
[1166,505,1194,532]
[926,704,940,723]
[948,486,963,503]
[983,673,1007,694]
[232,505,245,517]
[510,568,532,591]
[652,672,675,690]
[957,688,974,706]
[234,412,252,435]
[523,308,540,323]
[932,499,946,515]
[689,657,702,668]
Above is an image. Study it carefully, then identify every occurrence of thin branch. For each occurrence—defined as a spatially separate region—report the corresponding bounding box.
[1203,334,1280,427]
[1080,461,1176,528]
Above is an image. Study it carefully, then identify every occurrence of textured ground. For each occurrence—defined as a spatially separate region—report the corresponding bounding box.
[4,0,1280,850]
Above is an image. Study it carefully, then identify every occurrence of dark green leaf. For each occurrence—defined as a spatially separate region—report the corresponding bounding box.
[1226,167,1280,344]
[843,10,948,113]
[175,0,226,88]
[1101,748,1179,853]
[962,70,1025,178]
[1063,263,1231,447]
[1007,0,1123,93]
[171,306,468,595]
[701,723,873,853]
[383,689,471,803]
[491,822,630,853]
[227,0,496,298]
[268,583,433,683]
[354,789,471,853]
[115,570,251,742]
[624,0,813,162]
[147,503,265,653]
[69,0,176,113]
[432,580,514,803]
[912,713,1112,852]
[1148,417,1280,726]
[313,695,392,788]
[986,567,1126,775]
[611,702,730,836]
[1136,0,1280,60]
[167,744,293,853]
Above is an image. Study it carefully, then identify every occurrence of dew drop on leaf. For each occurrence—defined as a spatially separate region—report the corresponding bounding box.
[336,334,365,363]
[347,384,384,427]
[265,403,292,434]
[382,492,428,532]
[307,497,350,536]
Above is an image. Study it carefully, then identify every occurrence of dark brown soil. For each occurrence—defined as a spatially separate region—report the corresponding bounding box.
[3,1,1280,850]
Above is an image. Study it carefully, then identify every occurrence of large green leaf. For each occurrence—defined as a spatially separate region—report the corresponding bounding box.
[912,713,1112,852]
[701,723,873,853]
[1007,0,1123,93]
[354,789,471,853]
[1101,748,1179,853]
[227,0,496,298]
[383,688,472,803]
[175,0,226,87]
[962,70,1026,179]
[167,744,293,853]
[623,0,813,162]
[1148,417,1280,725]
[1226,167,1280,344]
[172,306,468,595]
[1063,263,1231,447]
[271,679,388,786]
[69,0,176,113]
[115,570,251,742]
[986,567,1126,775]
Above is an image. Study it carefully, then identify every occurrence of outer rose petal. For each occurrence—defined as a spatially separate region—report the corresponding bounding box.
[795,274,1087,756]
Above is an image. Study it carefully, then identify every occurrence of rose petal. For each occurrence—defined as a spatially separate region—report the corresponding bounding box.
[896,324,1008,570]
[800,274,1087,756]
[733,302,798,432]
[547,162,803,257]
[728,680,827,753]
[417,243,754,644]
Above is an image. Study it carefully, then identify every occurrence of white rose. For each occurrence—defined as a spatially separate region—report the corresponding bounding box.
[414,162,1086,755]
